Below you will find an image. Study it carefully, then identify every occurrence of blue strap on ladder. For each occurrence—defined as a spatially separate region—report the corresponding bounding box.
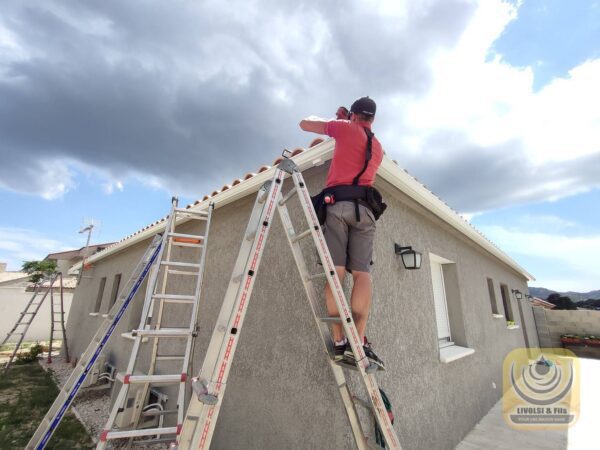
[36,242,162,449]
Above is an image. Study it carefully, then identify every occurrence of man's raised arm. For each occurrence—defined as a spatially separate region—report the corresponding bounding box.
[299,116,328,135]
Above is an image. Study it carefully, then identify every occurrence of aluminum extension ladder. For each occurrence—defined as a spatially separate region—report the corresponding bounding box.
[48,273,70,364]
[1,274,60,373]
[97,197,213,449]
[27,231,164,449]
[177,154,401,450]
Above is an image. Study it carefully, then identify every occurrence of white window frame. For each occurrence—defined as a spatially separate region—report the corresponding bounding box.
[429,253,475,364]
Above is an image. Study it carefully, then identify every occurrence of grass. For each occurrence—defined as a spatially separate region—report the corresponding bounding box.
[0,362,93,449]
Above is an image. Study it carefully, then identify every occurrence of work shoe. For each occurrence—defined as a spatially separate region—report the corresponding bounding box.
[344,338,386,371]
[333,339,348,360]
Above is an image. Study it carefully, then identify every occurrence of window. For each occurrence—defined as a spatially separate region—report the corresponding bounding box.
[108,274,122,311]
[93,277,107,313]
[500,284,514,321]
[487,278,499,315]
[431,258,452,346]
[429,253,474,363]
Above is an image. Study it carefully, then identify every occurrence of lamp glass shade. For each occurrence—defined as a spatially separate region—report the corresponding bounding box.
[515,291,523,300]
[401,250,422,270]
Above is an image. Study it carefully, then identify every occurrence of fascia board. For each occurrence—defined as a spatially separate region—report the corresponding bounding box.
[377,157,534,281]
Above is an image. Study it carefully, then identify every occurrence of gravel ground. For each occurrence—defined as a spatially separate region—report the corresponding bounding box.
[39,357,168,449]
[39,356,110,444]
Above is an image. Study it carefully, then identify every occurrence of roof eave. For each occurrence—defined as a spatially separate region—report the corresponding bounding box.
[77,140,534,281]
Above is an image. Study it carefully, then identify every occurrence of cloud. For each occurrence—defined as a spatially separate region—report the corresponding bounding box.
[0,227,75,270]
[0,0,476,199]
[0,0,598,217]
[393,0,600,213]
[479,223,600,292]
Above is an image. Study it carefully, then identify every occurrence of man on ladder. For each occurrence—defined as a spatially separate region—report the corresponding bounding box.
[300,96,386,370]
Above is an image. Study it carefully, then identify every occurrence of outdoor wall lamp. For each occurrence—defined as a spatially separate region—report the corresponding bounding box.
[526,294,533,301]
[511,289,523,300]
[394,244,422,270]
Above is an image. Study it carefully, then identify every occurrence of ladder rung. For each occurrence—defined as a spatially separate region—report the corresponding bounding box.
[142,409,178,417]
[156,355,186,361]
[305,272,326,282]
[320,317,342,323]
[101,426,179,441]
[132,328,193,338]
[291,228,312,243]
[123,374,187,384]
[172,241,204,248]
[160,261,201,268]
[174,208,209,218]
[168,232,205,241]
[152,294,196,301]
[167,269,199,276]
[278,187,298,205]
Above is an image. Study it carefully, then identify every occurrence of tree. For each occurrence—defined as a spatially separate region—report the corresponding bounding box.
[21,260,57,283]
[546,293,578,310]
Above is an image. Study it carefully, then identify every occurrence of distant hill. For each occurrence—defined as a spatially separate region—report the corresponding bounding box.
[529,287,600,304]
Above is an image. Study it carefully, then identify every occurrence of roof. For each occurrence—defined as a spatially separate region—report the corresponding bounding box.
[46,243,115,261]
[532,297,556,309]
[80,139,534,281]
[0,271,29,284]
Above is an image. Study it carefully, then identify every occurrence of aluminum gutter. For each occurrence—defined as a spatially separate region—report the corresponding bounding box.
[79,139,534,281]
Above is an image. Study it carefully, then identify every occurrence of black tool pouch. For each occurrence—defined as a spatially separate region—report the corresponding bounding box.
[311,191,327,225]
[366,186,387,220]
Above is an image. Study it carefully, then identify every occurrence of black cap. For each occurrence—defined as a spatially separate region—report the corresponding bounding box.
[350,96,376,116]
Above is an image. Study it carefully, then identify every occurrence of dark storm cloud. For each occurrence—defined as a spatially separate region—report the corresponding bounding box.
[402,131,600,213]
[0,0,476,197]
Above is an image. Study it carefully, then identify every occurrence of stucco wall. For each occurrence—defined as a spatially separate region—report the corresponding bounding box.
[533,307,600,348]
[65,163,535,449]
[0,285,73,343]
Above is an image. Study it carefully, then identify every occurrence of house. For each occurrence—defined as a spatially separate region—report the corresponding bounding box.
[45,243,113,276]
[531,296,556,310]
[64,138,538,449]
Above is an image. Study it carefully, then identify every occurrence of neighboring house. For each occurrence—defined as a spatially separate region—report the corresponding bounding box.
[45,243,113,275]
[0,263,76,343]
[532,296,556,309]
[65,139,538,450]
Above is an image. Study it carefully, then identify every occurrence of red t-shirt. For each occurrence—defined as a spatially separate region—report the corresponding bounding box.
[324,120,383,187]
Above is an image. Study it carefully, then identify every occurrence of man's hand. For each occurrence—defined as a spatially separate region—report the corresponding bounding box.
[299,116,328,135]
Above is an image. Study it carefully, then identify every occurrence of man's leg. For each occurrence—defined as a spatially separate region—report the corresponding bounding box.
[325,266,348,342]
[350,270,372,342]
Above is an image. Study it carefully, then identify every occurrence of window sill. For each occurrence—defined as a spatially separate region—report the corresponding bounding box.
[507,324,520,330]
[439,345,475,364]
[88,312,100,317]
[492,314,504,319]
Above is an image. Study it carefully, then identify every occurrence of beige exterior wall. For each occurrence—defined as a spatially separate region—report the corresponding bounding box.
[1,282,74,343]
[65,163,536,449]
[533,307,600,348]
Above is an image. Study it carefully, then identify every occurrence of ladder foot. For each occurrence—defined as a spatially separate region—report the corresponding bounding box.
[198,394,219,405]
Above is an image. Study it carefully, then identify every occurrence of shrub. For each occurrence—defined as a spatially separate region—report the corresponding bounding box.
[15,343,44,364]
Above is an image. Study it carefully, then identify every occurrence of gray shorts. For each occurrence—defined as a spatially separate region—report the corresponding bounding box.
[323,201,376,273]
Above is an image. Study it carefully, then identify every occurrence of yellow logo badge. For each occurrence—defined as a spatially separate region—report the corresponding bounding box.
[503,348,580,429]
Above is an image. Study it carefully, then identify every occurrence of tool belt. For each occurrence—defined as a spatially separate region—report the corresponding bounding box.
[311,184,387,225]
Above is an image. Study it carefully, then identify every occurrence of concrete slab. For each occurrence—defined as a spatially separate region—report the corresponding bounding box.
[456,357,599,450]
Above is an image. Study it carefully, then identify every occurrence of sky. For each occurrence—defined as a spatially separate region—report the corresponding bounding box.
[0,0,598,292]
